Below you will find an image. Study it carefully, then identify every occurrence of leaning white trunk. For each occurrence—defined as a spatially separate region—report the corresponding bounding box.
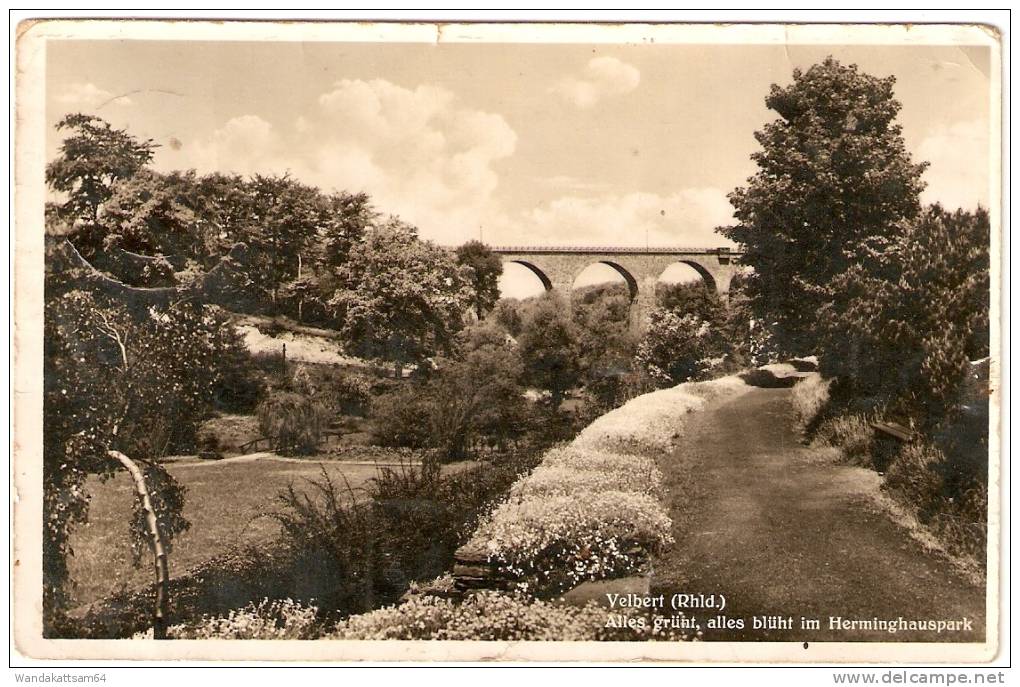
[108,450,170,639]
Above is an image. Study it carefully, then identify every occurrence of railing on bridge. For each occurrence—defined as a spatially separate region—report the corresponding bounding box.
[488,245,740,255]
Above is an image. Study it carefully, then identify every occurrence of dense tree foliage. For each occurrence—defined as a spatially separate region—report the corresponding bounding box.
[517,293,582,408]
[721,57,928,356]
[492,298,525,337]
[371,321,528,457]
[47,116,377,323]
[635,308,719,386]
[571,283,640,409]
[817,205,990,424]
[455,241,504,320]
[46,114,158,252]
[332,221,472,376]
[43,287,244,626]
[656,280,725,326]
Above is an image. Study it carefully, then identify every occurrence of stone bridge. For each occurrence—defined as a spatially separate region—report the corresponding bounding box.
[491,245,745,328]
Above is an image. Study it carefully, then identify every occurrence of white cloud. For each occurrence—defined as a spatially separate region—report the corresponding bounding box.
[552,57,641,109]
[171,76,730,252]
[514,188,736,248]
[917,119,991,211]
[55,82,133,108]
[183,79,517,244]
[189,114,288,178]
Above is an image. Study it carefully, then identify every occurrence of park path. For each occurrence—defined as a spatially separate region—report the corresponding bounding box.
[651,385,986,643]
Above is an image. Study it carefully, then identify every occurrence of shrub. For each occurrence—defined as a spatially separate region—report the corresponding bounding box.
[290,364,372,416]
[814,413,876,467]
[791,373,832,434]
[370,330,529,458]
[211,347,266,414]
[143,599,323,640]
[330,591,694,641]
[248,348,288,386]
[470,491,673,594]
[369,386,434,450]
[510,449,663,500]
[262,448,548,621]
[256,392,325,454]
[268,467,387,613]
[883,441,987,562]
[492,298,523,337]
[517,293,582,408]
[635,309,719,387]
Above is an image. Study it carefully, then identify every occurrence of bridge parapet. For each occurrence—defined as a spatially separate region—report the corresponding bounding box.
[489,245,741,256]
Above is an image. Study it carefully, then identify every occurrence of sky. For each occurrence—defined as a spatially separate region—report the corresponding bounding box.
[45,39,993,296]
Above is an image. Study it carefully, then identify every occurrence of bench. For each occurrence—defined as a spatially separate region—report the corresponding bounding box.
[871,421,914,443]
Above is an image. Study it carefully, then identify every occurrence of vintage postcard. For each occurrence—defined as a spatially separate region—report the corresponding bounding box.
[12,19,1002,663]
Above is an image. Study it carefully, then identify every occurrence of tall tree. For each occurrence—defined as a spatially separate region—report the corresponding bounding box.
[817,205,990,424]
[46,114,157,252]
[572,283,639,410]
[331,220,471,376]
[517,293,581,408]
[455,240,503,319]
[720,57,928,355]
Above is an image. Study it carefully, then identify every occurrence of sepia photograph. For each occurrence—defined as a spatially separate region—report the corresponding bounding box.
[12,18,1002,664]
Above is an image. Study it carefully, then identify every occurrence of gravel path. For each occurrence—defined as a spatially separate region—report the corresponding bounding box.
[650,386,986,642]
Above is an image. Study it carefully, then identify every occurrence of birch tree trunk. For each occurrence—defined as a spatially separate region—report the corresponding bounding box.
[108,450,170,639]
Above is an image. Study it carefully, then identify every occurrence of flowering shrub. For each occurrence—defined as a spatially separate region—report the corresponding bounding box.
[572,385,704,455]
[574,376,749,455]
[509,450,663,499]
[470,491,673,592]
[454,375,750,596]
[330,591,693,641]
[133,599,322,640]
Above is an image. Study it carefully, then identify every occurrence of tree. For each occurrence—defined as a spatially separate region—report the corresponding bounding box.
[492,298,524,337]
[99,169,200,257]
[571,283,639,409]
[43,288,242,629]
[455,240,504,319]
[720,57,928,355]
[635,308,719,386]
[371,321,528,457]
[321,191,375,270]
[428,322,528,456]
[656,281,725,325]
[817,205,990,425]
[45,114,157,249]
[517,293,581,408]
[238,174,328,309]
[331,220,471,376]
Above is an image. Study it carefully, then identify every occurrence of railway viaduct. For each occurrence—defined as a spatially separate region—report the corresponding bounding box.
[491,245,745,329]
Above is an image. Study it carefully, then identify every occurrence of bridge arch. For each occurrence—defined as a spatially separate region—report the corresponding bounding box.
[572,260,639,301]
[506,260,553,292]
[658,260,717,292]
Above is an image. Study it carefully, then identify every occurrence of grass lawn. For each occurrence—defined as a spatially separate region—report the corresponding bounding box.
[66,456,472,610]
